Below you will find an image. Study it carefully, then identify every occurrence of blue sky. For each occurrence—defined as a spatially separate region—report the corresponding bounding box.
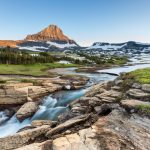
[0,0,150,46]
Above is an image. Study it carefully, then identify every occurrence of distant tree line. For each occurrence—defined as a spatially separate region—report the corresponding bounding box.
[0,47,55,64]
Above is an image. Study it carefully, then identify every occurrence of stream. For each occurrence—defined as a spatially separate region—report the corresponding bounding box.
[0,54,150,138]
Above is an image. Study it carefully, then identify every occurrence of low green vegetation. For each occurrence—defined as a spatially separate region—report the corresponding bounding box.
[0,80,7,84]
[130,68,150,84]
[76,52,128,66]
[136,104,150,115]
[0,63,78,76]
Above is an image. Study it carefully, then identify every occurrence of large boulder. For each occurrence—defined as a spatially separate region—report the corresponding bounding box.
[16,102,38,122]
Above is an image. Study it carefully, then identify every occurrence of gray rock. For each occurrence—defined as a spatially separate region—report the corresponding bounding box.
[127,89,150,99]
[114,79,123,86]
[121,99,150,111]
[142,84,150,93]
[132,83,142,89]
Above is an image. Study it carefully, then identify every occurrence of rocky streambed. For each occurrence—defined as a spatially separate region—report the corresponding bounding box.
[0,73,150,150]
[0,62,150,149]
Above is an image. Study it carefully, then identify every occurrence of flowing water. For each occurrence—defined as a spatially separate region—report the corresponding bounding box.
[0,54,150,138]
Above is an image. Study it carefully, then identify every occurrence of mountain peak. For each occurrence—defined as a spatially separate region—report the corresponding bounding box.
[25,24,76,44]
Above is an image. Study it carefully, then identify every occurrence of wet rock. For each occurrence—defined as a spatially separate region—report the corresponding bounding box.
[142,84,150,93]
[127,89,150,99]
[0,125,50,150]
[16,140,52,150]
[16,102,38,122]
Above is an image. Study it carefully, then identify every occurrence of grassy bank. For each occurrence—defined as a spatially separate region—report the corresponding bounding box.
[0,63,78,77]
[130,68,150,84]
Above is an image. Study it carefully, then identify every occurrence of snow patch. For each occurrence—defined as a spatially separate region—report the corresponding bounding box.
[87,43,127,50]
[47,41,77,48]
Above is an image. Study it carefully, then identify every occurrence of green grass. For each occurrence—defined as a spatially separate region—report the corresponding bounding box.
[136,104,150,115]
[130,68,150,84]
[0,63,79,77]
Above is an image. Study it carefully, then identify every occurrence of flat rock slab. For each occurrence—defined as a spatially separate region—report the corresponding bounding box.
[127,89,150,99]
[121,99,150,110]
[15,140,52,150]
[16,102,38,122]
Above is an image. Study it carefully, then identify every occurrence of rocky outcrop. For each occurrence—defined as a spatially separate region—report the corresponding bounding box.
[16,102,38,122]
[0,125,50,150]
[51,109,150,150]
[25,25,77,45]
[1,74,150,150]
[0,85,27,105]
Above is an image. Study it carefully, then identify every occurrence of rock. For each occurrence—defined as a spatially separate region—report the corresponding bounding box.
[142,84,150,93]
[88,97,102,106]
[52,133,90,150]
[71,106,88,114]
[132,83,141,89]
[0,125,50,150]
[121,99,150,111]
[16,102,38,122]
[52,109,150,150]
[31,120,54,127]
[85,83,107,97]
[127,89,150,99]
[0,86,27,105]
[111,86,121,91]
[25,25,77,45]
[27,97,33,102]
[46,114,90,138]
[114,79,123,86]
[16,140,52,150]
[94,104,112,116]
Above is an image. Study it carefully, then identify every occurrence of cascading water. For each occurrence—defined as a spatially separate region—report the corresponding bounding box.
[1,56,150,138]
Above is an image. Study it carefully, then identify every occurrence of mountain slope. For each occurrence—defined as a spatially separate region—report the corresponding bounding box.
[0,25,78,51]
[87,41,150,51]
